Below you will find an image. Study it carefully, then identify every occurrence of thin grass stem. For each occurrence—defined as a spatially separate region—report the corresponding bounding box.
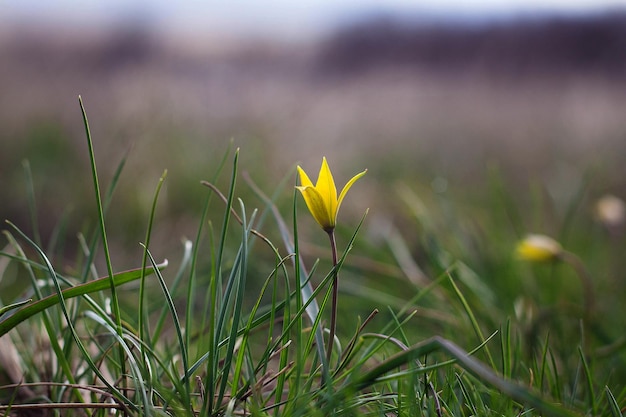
[326,230,339,365]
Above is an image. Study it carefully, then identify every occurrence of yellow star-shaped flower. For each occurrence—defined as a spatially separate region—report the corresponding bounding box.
[516,234,563,262]
[296,157,366,232]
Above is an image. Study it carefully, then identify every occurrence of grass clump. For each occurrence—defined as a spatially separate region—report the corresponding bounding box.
[1,98,625,416]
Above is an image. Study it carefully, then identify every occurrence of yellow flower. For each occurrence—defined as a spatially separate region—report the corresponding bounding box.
[515,234,563,262]
[296,157,367,232]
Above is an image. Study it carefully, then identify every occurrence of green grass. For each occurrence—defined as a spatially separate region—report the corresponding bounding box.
[1,98,625,416]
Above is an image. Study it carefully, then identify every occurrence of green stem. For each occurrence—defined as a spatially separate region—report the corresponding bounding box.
[326,230,338,364]
[560,251,596,321]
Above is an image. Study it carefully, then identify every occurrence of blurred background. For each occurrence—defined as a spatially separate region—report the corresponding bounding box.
[2,1,626,271]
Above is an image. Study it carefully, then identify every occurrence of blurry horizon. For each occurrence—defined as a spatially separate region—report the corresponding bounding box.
[3,0,626,42]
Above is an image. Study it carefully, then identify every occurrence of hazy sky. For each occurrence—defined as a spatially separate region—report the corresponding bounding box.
[4,0,626,40]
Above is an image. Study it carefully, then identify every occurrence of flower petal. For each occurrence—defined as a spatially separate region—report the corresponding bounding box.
[297,165,314,188]
[315,157,338,226]
[336,169,367,222]
[516,234,562,262]
[296,185,334,230]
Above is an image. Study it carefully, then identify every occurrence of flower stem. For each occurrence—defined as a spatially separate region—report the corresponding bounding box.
[560,251,596,320]
[326,230,339,364]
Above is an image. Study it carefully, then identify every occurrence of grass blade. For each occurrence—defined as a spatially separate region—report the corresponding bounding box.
[78,96,123,335]
[351,336,582,417]
[5,220,139,411]
[578,345,597,414]
[143,244,192,410]
[447,271,497,368]
[138,169,167,346]
[604,385,623,417]
[0,245,166,338]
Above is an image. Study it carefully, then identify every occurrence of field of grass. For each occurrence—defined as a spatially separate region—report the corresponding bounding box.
[2,25,626,416]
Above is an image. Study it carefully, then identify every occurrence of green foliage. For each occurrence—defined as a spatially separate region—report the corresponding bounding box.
[1,99,625,416]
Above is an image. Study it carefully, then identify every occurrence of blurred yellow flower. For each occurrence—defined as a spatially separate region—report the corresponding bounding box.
[296,157,366,232]
[516,234,563,262]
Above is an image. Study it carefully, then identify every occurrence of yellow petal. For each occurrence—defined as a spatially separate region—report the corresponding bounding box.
[516,234,562,262]
[315,157,338,226]
[336,169,367,223]
[297,165,314,188]
[296,185,334,230]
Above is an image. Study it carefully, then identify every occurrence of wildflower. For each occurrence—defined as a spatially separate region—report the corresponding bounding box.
[516,234,596,318]
[516,234,563,262]
[594,194,625,228]
[296,157,366,233]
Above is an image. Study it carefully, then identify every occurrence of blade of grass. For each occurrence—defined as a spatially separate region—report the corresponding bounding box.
[142,244,192,411]
[21,160,41,247]
[501,317,514,411]
[151,239,193,344]
[188,141,231,357]
[217,200,254,407]
[203,148,239,416]
[245,171,328,368]
[80,145,131,285]
[139,169,167,347]
[83,310,152,413]
[456,372,479,415]
[604,386,622,417]
[447,271,497,368]
[0,299,32,318]
[231,253,294,404]
[3,230,90,398]
[5,220,139,411]
[0,249,166,337]
[351,336,582,417]
[549,347,563,403]
[78,96,130,397]
[578,345,597,414]
[79,96,123,334]
[539,332,551,393]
